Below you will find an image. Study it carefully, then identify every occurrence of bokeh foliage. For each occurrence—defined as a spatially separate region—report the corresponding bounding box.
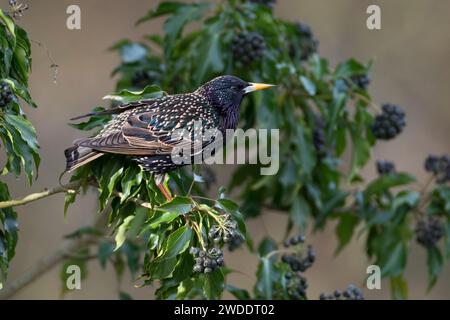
[0,9,39,288]
[61,1,450,299]
[0,1,449,300]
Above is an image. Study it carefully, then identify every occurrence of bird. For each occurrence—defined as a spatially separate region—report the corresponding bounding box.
[64,75,274,200]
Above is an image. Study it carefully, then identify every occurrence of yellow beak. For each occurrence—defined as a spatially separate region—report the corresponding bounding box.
[244,82,276,93]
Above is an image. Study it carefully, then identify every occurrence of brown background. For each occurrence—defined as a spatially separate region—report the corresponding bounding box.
[1,0,449,299]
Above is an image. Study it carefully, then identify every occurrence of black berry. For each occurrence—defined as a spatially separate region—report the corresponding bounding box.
[0,82,14,108]
[312,115,326,157]
[232,32,266,64]
[190,247,224,274]
[248,0,276,8]
[351,74,370,91]
[424,154,450,184]
[415,217,445,248]
[320,284,364,300]
[371,103,406,140]
[376,160,396,175]
[289,22,319,61]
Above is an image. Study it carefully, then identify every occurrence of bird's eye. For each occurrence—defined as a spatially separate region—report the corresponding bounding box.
[230,85,241,91]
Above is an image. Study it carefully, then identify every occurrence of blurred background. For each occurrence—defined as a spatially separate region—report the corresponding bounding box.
[1,0,449,299]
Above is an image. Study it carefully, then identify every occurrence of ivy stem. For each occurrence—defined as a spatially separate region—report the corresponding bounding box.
[416,175,436,216]
[191,221,206,250]
[0,180,82,209]
[264,249,298,260]
[353,92,382,113]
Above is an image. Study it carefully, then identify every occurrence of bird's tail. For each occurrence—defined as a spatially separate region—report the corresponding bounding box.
[64,140,104,172]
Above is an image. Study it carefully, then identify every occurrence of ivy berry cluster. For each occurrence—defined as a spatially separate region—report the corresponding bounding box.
[376,160,396,175]
[312,115,327,158]
[291,22,319,61]
[424,154,450,184]
[190,247,224,274]
[281,235,316,273]
[351,74,371,91]
[319,284,364,300]
[371,103,406,140]
[208,213,244,251]
[415,217,445,249]
[0,82,14,108]
[231,32,266,65]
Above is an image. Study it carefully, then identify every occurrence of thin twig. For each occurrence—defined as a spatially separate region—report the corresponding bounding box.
[0,181,82,210]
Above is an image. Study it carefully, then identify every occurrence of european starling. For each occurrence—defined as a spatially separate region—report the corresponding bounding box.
[64,75,274,200]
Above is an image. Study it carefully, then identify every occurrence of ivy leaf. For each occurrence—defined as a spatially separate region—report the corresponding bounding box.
[98,242,115,268]
[163,3,209,55]
[334,58,367,79]
[349,128,371,181]
[202,270,224,300]
[380,242,407,277]
[114,216,134,251]
[157,196,193,215]
[426,246,443,291]
[225,285,251,300]
[136,1,187,25]
[120,43,147,63]
[290,195,310,231]
[194,28,224,82]
[335,213,359,254]
[300,76,316,96]
[162,225,193,259]
[103,85,165,104]
[365,173,416,197]
[259,257,273,299]
[390,276,408,300]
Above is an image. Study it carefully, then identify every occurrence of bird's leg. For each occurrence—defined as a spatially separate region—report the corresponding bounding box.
[154,173,173,202]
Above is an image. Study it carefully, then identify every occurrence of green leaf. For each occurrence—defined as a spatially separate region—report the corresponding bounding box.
[258,237,277,257]
[260,257,273,299]
[225,285,251,300]
[103,85,165,104]
[136,2,187,25]
[149,257,178,279]
[426,246,443,291]
[203,270,224,299]
[162,225,193,259]
[335,213,359,254]
[194,28,224,82]
[349,129,371,181]
[120,43,147,63]
[334,58,367,79]
[290,195,310,231]
[380,242,407,277]
[156,196,193,215]
[98,242,115,268]
[365,173,416,197]
[296,124,315,177]
[119,291,133,300]
[300,76,316,96]
[163,3,209,55]
[64,226,103,239]
[390,276,408,300]
[392,190,420,211]
[114,216,134,251]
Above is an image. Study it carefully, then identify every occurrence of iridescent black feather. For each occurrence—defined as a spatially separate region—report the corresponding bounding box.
[64,76,251,173]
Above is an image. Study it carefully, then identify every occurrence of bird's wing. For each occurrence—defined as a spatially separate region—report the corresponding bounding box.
[77,94,219,156]
[69,99,158,121]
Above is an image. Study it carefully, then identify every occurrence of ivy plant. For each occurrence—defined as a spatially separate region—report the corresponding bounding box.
[0,1,449,300]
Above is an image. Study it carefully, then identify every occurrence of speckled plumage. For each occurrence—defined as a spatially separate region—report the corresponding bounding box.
[65,76,253,173]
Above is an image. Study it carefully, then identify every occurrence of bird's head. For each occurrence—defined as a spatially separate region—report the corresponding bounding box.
[196,75,275,118]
